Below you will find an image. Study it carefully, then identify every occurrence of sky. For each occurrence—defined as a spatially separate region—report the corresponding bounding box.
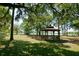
[10,8,23,25]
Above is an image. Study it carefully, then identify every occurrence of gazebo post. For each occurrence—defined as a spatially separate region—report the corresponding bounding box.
[47,31,48,39]
[42,31,43,35]
[47,31,48,35]
[41,31,43,40]
[45,31,46,40]
[58,30,60,40]
[46,31,47,39]
[45,31,46,35]
[53,31,55,40]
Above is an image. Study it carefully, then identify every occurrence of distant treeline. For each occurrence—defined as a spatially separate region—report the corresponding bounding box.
[65,32,79,36]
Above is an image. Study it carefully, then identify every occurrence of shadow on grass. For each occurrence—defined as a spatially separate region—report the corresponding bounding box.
[68,38,79,45]
[0,40,79,56]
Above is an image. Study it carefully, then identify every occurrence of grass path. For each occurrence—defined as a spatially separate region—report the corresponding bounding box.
[13,35,48,43]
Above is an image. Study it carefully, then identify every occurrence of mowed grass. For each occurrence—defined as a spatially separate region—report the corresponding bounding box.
[0,35,79,56]
[61,36,79,51]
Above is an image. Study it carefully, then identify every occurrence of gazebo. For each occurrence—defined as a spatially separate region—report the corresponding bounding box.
[41,25,60,40]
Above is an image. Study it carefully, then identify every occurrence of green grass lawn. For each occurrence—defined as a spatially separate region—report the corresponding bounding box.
[0,35,79,56]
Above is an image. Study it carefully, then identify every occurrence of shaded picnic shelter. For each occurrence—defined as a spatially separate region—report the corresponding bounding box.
[41,25,60,40]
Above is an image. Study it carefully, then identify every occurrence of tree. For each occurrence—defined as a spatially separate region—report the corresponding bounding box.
[0,5,11,38]
[0,3,29,41]
[22,4,52,35]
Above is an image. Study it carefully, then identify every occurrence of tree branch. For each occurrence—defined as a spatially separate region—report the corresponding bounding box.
[0,3,29,9]
[0,7,10,19]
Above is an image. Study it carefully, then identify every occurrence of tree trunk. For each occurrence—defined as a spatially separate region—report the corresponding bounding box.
[66,24,69,36]
[63,24,68,36]
[57,17,60,40]
[36,28,39,35]
[38,31,40,36]
[10,6,15,41]
[78,29,79,36]
[63,24,66,36]
[61,25,64,36]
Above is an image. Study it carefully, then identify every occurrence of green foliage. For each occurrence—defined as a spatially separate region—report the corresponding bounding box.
[48,3,79,36]
[0,6,11,39]
[0,3,78,36]
[22,21,33,35]
[22,4,52,35]
[0,32,6,40]
[72,19,79,29]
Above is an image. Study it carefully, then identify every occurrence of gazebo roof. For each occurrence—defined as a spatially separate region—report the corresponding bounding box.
[46,26,54,28]
[42,28,60,31]
[42,24,60,31]
[42,25,60,31]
